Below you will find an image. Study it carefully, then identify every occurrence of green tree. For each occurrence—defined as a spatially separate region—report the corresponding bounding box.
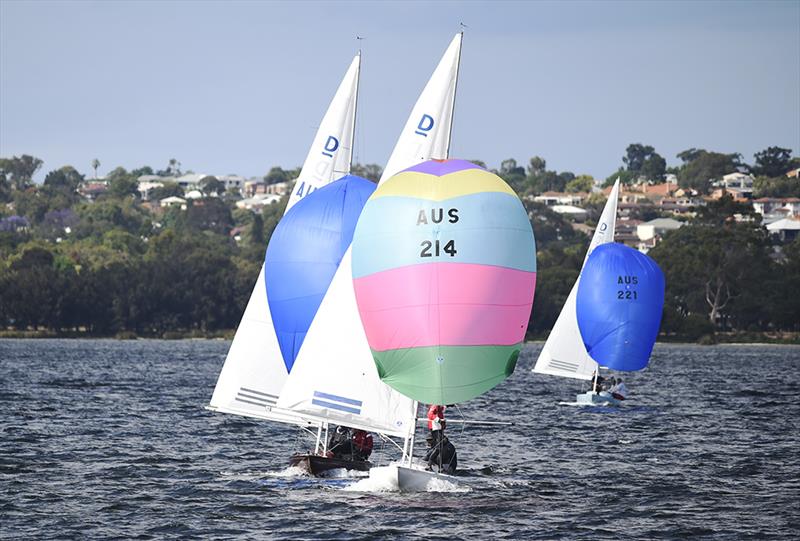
[350,163,383,182]
[106,167,139,199]
[752,146,793,178]
[91,158,101,179]
[623,143,666,181]
[677,150,742,192]
[0,154,43,189]
[201,176,225,196]
[565,174,593,193]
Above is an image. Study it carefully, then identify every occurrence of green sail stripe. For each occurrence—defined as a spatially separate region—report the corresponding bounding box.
[372,344,520,405]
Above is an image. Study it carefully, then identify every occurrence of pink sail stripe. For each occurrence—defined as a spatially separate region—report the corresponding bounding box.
[353,263,536,351]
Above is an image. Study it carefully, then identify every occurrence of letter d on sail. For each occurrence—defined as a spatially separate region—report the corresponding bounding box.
[322,135,340,157]
[415,114,434,137]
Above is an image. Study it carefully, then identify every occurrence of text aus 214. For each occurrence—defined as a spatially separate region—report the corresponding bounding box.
[417,207,458,258]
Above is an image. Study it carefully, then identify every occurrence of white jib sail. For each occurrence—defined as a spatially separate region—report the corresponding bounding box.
[286,53,360,213]
[208,54,361,423]
[277,34,464,438]
[379,32,462,183]
[532,179,621,380]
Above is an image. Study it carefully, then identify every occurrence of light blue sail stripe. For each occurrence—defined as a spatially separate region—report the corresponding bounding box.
[313,391,363,406]
[352,192,535,278]
[312,399,361,415]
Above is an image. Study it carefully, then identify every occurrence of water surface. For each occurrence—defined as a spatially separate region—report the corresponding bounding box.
[1,340,798,539]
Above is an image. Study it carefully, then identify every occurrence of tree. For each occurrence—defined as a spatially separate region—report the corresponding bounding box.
[149,181,184,200]
[201,176,225,196]
[0,154,43,189]
[106,167,139,199]
[44,166,83,192]
[527,156,546,177]
[677,150,742,192]
[565,175,594,193]
[752,146,793,178]
[677,148,705,164]
[622,143,666,181]
[604,168,636,187]
[498,158,527,194]
[264,166,289,184]
[351,163,383,182]
[91,158,101,179]
[131,166,154,177]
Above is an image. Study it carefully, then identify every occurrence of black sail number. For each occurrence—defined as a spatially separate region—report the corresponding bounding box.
[420,240,457,258]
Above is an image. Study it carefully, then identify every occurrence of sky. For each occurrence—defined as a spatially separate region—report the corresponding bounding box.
[1,0,798,182]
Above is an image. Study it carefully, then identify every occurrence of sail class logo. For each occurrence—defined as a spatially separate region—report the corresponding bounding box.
[322,135,340,157]
[415,114,434,136]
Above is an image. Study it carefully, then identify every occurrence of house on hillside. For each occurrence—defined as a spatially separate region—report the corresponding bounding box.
[532,191,587,206]
[236,193,282,211]
[78,182,108,201]
[766,218,800,242]
[636,218,683,252]
[217,175,246,194]
[753,197,800,224]
[160,196,187,210]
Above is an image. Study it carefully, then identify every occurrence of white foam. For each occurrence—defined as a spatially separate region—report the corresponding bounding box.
[343,465,399,492]
[263,466,309,478]
[424,476,470,493]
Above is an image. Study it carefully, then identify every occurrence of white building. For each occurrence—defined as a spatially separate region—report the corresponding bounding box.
[766,218,800,242]
[637,217,683,242]
[217,174,246,193]
[550,204,588,221]
[235,193,283,211]
[160,196,187,210]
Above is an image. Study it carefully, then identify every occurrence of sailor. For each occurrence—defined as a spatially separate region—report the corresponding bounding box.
[609,378,628,401]
[427,404,446,437]
[351,429,374,461]
[424,430,457,474]
[327,425,353,459]
[591,371,607,393]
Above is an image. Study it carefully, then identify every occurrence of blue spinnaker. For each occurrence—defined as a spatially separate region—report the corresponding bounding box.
[265,174,376,372]
[576,243,665,371]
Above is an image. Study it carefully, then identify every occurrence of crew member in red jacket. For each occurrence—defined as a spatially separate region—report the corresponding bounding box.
[352,429,373,460]
[427,404,446,436]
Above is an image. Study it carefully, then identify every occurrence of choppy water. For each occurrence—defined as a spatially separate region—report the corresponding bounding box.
[1,339,798,540]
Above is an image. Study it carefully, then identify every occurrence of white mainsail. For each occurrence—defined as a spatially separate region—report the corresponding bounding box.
[532,179,621,380]
[208,54,361,423]
[276,33,464,439]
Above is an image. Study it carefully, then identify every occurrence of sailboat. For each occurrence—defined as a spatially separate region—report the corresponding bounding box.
[532,180,663,405]
[207,54,360,432]
[574,241,665,403]
[350,158,537,491]
[275,33,464,477]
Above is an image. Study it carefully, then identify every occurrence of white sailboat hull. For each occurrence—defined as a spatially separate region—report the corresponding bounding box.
[576,390,622,407]
[366,464,459,492]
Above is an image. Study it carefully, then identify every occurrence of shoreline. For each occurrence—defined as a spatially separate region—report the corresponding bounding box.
[1,330,798,345]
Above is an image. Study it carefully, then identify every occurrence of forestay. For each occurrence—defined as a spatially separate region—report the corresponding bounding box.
[532,179,621,380]
[208,54,361,423]
[276,33,464,438]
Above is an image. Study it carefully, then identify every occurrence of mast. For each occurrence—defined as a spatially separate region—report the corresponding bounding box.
[444,32,463,159]
[347,50,361,174]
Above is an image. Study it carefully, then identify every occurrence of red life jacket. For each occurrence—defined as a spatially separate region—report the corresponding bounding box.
[352,430,373,454]
[427,404,446,431]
